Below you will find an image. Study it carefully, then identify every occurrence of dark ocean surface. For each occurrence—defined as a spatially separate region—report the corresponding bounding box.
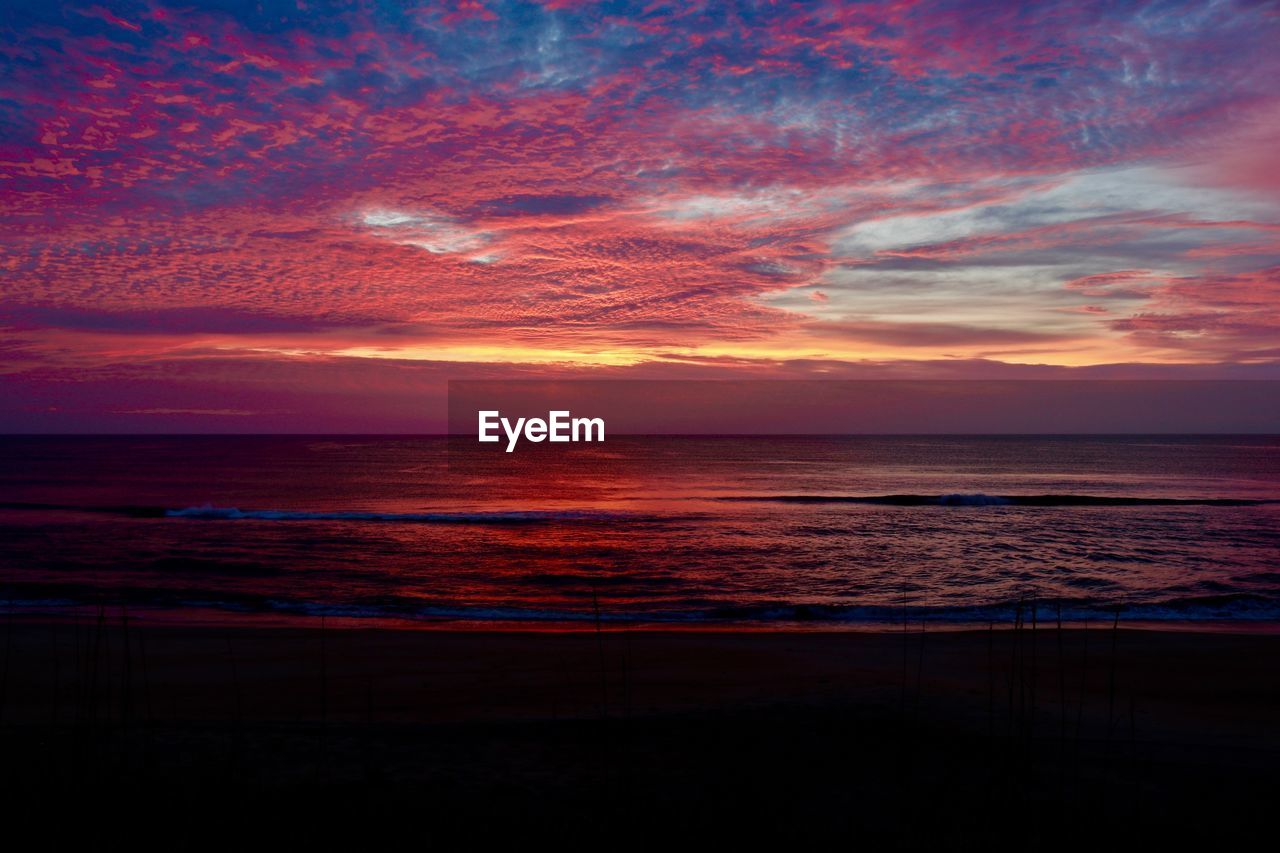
[1,435,1278,628]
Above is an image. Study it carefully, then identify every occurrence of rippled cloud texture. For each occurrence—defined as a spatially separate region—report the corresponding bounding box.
[2,0,1278,430]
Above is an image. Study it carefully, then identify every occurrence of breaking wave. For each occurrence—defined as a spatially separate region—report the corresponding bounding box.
[164,505,617,523]
[719,494,1279,507]
[0,501,621,523]
[3,584,1278,626]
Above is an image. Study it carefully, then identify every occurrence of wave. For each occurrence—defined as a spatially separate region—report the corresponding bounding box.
[719,493,1280,507]
[4,583,1278,625]
[167,592,1280,625]
[0,501,619,523]
[690,593,1280,623]
[164,505,616,523]
[7,496,1275,523]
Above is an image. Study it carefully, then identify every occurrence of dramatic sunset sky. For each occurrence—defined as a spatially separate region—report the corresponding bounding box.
[2,0,1278,431]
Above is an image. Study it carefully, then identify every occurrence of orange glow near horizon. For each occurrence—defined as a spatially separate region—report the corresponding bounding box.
[2,1,1279,430]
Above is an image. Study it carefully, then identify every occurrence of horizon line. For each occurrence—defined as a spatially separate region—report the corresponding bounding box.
[3,432,1278,438]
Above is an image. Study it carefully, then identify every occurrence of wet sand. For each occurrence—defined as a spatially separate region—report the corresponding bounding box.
[1,619,1276,848]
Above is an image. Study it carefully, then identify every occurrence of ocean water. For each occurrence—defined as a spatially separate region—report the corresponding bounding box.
[1,435,1278,628]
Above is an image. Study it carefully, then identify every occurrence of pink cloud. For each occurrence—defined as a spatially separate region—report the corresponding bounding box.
[1,1,1279,429]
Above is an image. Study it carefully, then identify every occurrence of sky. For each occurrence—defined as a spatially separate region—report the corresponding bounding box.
[1,0,1278,432]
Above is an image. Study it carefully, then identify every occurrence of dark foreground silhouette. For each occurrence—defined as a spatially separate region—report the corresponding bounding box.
[1,619,1275,849]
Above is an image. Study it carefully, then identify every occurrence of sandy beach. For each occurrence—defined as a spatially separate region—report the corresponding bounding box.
[1,618,1275,848]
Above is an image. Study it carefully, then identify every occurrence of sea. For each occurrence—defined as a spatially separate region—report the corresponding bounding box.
[1,435,1278,629]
